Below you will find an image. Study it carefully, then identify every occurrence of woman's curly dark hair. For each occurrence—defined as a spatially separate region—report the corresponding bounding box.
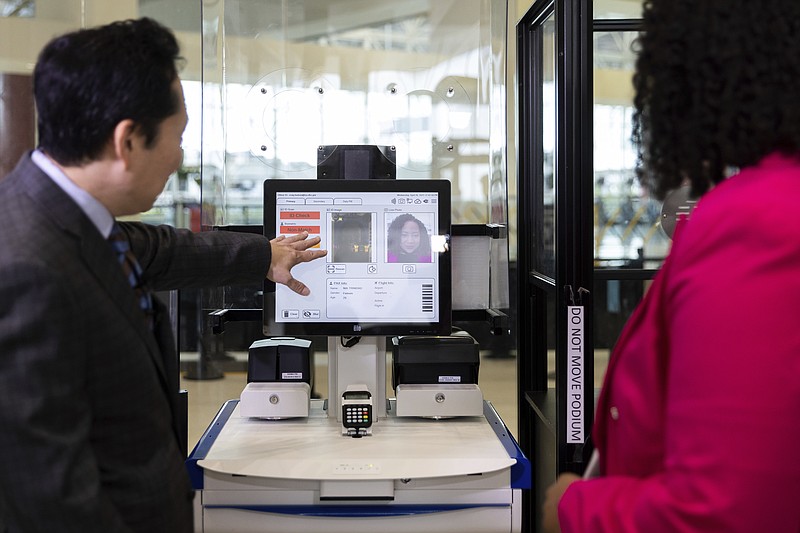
[632,0,800,199]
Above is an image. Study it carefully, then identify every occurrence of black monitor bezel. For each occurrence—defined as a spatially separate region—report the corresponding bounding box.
[263,178,452,337]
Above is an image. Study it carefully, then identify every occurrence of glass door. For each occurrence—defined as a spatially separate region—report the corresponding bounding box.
[517,0,593,529]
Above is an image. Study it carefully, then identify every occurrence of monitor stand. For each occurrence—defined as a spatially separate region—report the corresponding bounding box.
[327,336,387,422]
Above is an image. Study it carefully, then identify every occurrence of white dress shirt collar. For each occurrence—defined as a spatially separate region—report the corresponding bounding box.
[31,149,115,238]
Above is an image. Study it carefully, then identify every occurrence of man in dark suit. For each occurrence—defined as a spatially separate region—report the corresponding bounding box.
[0,18,326,532]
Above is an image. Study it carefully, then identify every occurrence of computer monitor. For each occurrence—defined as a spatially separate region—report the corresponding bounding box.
[263,179,452,337]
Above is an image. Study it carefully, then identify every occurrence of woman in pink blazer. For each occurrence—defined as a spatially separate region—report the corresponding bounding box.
[543,1,800,531]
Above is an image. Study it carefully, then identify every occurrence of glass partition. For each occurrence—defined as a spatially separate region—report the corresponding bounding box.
[139,0,203,230]
[0,0,203,227]
[593,29,668,270]
[539,13,556,280]
[201,0,510,311]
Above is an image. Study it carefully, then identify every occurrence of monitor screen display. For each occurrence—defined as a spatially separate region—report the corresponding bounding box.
[263,179,451,337]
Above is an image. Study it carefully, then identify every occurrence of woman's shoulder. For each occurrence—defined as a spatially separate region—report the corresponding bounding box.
[670,152,800,270]
[687,153,800,230]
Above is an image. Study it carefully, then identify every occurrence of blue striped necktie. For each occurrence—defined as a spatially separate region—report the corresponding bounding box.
[108,223,154,327]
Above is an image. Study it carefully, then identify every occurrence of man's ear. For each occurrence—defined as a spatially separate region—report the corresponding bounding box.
[112,119,138,170]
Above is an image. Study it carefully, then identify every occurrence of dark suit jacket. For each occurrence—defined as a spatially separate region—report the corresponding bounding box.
[0,154,270,532]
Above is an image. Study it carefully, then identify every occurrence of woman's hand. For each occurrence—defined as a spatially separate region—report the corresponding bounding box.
[542,472,580,533]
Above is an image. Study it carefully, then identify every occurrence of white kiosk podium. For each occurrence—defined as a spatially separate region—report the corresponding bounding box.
[192,179,527,531]
[186,398,529,533]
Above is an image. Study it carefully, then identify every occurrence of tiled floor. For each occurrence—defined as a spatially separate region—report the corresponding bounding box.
[181,351,519,449]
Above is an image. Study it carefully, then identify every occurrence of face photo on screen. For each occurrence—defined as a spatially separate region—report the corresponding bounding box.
[386,213,433,264]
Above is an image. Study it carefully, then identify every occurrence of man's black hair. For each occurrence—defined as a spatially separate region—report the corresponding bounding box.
[34,17,182,165]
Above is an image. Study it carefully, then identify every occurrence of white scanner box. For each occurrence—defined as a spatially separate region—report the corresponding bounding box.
[239,382,310,419]
[395,383,484,418]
